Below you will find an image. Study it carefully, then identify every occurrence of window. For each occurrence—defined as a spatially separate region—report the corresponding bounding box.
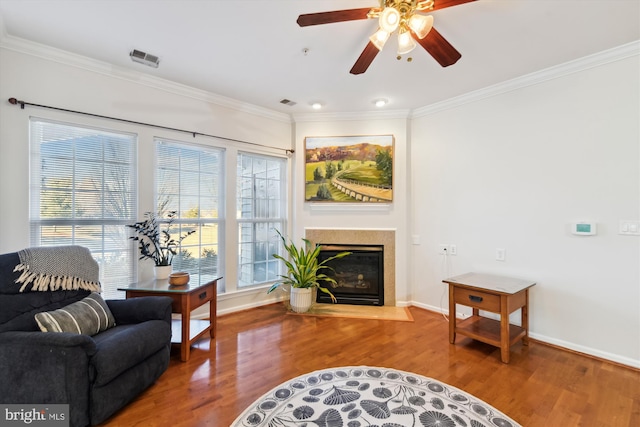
[29,119,137,299]
[237,152,287,287]
[155,139,223,287]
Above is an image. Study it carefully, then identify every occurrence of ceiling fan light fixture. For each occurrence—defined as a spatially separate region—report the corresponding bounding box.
[379,7,400,33]
[370,29,390,50]
[296,0,468,75]
[397,28,417,55]
[408,14,434,39]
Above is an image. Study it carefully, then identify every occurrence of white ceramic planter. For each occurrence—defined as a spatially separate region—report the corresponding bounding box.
[154,265,172,280]
[289,287,313,313]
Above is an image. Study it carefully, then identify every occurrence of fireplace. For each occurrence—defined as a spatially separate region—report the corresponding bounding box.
[306,228,396,306]
[316,244,384,306]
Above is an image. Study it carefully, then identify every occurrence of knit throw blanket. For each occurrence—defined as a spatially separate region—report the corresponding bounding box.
[14,246,101,292]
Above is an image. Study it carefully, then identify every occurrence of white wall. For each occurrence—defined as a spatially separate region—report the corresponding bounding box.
[1,34,638,367]
[293,115,412,305]
[410,51,640,367]
[0,45,293,313]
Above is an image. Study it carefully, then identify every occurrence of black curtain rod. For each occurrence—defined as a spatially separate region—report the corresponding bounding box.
[7,98,294,155]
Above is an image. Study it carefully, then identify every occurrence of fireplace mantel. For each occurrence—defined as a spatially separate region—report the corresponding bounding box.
[305,228,396,306]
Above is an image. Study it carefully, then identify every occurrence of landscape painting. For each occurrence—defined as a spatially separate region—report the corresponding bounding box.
[304,135,394,203]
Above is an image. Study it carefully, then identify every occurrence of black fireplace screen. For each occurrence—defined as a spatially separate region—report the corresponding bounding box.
[316,244,384,306]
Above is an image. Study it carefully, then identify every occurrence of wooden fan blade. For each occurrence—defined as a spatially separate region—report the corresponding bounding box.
[415,28,461,67]
[350,42,380,75]
[430,0,477,12]
[297,8,372,27]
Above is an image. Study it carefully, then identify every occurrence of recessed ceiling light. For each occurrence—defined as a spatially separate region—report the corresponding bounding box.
[311,102,323,110]
[374,98,388,107]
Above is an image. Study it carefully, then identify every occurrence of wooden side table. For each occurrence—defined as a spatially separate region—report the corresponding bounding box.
[443,272,535,363]
[118,275,221,362]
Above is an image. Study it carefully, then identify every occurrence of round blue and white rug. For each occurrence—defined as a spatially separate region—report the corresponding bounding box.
[231,366,521,427]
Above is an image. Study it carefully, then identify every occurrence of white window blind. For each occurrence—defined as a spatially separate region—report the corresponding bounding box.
[29,118,137,299]
[237,152,286,288]
[155,139,223,288]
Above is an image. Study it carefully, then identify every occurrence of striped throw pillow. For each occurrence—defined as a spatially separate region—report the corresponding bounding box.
[35,292,116,336]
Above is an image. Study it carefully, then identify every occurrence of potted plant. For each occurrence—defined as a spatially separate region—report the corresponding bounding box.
[127,211,195,279]
[267,230,351,313]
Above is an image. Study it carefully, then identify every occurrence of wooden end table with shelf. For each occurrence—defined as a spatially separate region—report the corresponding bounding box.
[118,275,221,362]
[443,272,535,363]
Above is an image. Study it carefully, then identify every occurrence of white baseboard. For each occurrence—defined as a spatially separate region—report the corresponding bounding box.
[216,296,286,316]
[410,301,639,369]
[528,332,639,369]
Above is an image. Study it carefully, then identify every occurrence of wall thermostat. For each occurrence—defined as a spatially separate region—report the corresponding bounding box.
[572,222,597,235]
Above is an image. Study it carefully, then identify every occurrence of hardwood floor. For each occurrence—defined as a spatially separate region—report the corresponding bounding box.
[100,304,639,427]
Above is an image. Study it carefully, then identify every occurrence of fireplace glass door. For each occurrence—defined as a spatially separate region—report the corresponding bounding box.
[316,244,384,306]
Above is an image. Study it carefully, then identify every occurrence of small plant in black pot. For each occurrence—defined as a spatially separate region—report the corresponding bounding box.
[127,211,195,267]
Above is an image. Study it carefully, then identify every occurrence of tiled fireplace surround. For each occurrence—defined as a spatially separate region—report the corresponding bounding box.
[305,228,396,306]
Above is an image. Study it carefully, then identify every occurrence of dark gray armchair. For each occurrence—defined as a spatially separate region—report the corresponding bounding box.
[0,247,173,426]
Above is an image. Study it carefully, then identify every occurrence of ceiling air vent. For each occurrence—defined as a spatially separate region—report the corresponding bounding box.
[129,49,160,68]
[280,99,297,107]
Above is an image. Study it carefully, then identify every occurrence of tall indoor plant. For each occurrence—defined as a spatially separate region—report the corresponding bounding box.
[127,211,195,279]
[268,230,350,312]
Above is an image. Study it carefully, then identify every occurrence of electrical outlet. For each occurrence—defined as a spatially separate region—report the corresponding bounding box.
[496,248,506,261]
[438,244,448,255]
[449,245,457,255]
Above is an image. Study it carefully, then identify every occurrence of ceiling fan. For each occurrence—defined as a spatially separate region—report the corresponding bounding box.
[297,0,476,74]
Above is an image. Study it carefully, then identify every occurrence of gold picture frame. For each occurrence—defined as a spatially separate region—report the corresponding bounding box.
[304,135,394,203]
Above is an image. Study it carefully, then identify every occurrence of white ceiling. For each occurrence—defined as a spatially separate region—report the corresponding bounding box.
[0,0,638,116]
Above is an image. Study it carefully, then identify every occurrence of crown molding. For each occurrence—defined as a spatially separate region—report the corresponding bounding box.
[3,25,636,125]
[412,40,640,118]
[293,109,411,123]
[0,33,292,124]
